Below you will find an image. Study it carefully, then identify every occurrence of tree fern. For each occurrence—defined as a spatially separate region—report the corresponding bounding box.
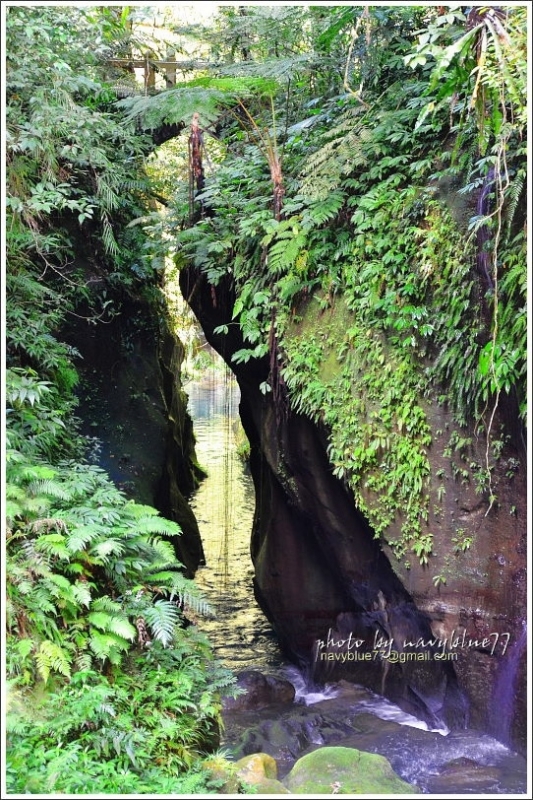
[118,86,229,131]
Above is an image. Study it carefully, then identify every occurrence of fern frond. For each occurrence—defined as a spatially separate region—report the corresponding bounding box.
[504,168,525,233]
[75,651,92,672]
[91,597,123,615]
[219,55,312,82]
[145,571,212,617]
[36,640,72,683]
[131,515,182,537]
[93,538,126,560]
[117,86,229,131]
[144,600,181,648]
[147,539,180,565]
[66,525,101,552]
[72,581,92,607]
[87,611,136,642]
[302,190,345,227]
[27,479,73,502]
[33,533,70,560]
[89,631,130,661]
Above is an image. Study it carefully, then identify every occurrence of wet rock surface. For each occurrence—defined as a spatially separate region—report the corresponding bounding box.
[221,680,528,793]
[66,297,205,575]
[223,670,296,712]
[181,263,526,752]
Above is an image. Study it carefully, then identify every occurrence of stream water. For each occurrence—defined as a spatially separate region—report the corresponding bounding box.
[186,366,528,795]
[186,364,282,671]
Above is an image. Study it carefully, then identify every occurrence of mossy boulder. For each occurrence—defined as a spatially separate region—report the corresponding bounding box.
[235,753,290,794]
[284,746,418,794]
[203,756,240,793]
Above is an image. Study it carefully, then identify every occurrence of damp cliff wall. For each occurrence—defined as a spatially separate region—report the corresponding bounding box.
[65,295,205,576]
[180,264,527,752]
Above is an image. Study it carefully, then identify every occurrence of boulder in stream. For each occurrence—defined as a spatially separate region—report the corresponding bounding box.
[223,670,296,711]
[284,746,418,794]
[235,753,290,794]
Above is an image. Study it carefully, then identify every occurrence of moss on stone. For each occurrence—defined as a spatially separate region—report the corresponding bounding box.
[284,746,418,794]
[236,752,278,781]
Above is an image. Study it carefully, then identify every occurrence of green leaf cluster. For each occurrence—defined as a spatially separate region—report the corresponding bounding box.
[165,6,525,563]
[6,645,235,794]
[6,450,211,684]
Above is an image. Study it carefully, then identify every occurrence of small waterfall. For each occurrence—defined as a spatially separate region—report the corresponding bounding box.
[490,623,526,746]
[183,342,527,793]
[280,665,340,705]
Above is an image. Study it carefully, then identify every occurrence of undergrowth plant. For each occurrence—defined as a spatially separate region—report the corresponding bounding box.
[6,647,234,794]
[5,442,239,791]
[5,7,241,793]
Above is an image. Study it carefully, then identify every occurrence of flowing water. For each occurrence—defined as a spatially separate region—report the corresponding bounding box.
[186,363,282,671]
[186,365,528,795]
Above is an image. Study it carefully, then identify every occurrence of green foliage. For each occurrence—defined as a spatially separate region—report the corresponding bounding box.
[5,7,246,794]
[5,451,213,685]
[6,645,236,794]
[282,299,433,562]
[165,5,525,565]
[5,448,238,790]
[5,4,156,415]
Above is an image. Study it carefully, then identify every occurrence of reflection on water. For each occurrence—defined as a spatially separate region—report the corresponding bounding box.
[186,365,282,670]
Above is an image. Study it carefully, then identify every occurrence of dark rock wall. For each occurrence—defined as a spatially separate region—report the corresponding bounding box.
[65,296,205,575]
[389,400,527,746]
[180,264,527,751]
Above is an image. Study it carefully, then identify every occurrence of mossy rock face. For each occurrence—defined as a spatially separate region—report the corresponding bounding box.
[203,758,240,793]
[236,752,278,780]
[284,746,418,794]
[235,753,290,794]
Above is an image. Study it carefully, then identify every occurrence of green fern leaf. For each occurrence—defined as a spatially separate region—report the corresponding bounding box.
[36,640,72,683]
[89,631,130,661]
[149,539,179,564]
[87,611,113,631]
[107,617,136,641]
[93,539,126,559]
[34,533,70,560]
[72,581,92,606]
[144,600,181,648]
[27,479,73,501]
[75,652,92,672]
[132,516,182,537]
[91,597,122,615]
[67,525,101,552]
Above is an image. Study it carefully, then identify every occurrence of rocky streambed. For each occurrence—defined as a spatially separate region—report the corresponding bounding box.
[221,674,527,794]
